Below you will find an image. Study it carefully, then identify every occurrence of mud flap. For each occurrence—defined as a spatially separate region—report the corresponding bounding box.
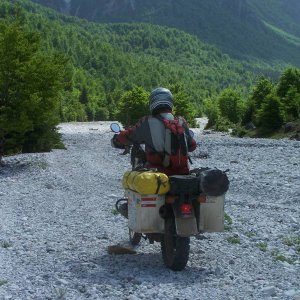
[173,207,198,237]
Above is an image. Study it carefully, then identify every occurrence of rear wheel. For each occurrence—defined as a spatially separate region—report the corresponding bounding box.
[129,229,142,246]
[161,218,190,271]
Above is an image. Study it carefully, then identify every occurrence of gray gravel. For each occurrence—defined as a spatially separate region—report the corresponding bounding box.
[0,121,299,300]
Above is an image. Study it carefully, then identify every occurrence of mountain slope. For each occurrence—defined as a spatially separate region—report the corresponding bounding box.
[32,0,300,66]
[1,0,259,121]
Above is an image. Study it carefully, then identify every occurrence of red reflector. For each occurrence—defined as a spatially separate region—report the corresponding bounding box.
[197,194,207,203]
[180,204,192,214]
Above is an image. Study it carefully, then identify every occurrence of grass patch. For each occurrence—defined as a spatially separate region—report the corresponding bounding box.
[227,236,241,244]
[35,161,49,170]
[111,209,119,215]
[0,241,12,248]
[283,236,300,253]
[283,236,300,247]
[271,250,293,264]
[256,242,268,252]
[224,213,233,231]
[0,280,8,287]
[246,231,256,238]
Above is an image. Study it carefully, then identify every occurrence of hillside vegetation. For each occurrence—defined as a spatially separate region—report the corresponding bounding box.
[1,0,299,156]
[33,0,300,66]
[204,68,300,138]
[1,0,258,119]
[0,0,258,154]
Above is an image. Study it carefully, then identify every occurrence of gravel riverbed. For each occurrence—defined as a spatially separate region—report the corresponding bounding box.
[0,121,299,300]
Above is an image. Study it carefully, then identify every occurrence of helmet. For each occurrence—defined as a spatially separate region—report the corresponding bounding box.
[149,87,173,114]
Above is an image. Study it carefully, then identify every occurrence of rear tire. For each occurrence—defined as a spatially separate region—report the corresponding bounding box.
[129,229,142,246]
[161,218,190,271]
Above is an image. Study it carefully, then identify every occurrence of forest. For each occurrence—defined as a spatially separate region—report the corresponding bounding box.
[0,0,299,156]
[33,0,300,66]
[204,69,300,137]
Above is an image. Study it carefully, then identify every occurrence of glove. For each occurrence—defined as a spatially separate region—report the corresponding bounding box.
[111,134,125,149]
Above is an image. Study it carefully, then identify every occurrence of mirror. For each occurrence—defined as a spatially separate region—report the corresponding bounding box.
[110,123,121,133]
[189,130,194,138]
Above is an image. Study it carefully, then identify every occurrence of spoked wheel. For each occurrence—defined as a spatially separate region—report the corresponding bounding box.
[129,229,142,246]
[161,218,190,271]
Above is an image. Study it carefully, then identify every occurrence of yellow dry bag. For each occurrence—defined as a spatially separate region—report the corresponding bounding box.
[122,171,169,195]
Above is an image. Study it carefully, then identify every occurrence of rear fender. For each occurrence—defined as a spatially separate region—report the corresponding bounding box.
[172,206,198,237]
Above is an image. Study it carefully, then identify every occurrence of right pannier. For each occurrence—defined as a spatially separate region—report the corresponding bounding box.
[199,168,229,196]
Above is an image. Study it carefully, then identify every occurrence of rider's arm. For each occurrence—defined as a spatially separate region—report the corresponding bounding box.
[117,116,149,145]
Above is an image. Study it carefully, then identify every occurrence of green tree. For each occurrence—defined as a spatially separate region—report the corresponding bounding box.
[218,88,243,124]
[277,68,300,98]
[256,92,284,132]
[283,87,300,121]
[61,89,86,122]
[246,78,274,125]
[116,87,149,126]
[79,86,88,105]
[170,84,197,127]
[0,21,66,153]
[203,98,220,128]
[250,78,274,110]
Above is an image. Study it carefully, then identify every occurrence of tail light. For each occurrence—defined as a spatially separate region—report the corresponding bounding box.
[180,203,192,215]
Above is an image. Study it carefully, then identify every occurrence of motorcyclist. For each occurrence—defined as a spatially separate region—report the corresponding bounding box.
[111,87,197,176]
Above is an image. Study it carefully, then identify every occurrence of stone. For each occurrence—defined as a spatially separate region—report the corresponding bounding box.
[284,290,296,297]
[261,286,276,297]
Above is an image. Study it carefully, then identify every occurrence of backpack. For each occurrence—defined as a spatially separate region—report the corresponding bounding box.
[158,116,189,169]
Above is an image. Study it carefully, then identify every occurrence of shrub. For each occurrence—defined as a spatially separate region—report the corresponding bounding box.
[170,84,197,127]
[256,242,268,252]
[115,87,149,126]
[0,22,66,153]
[227,236,241,244]
[256,92,284,132]
[203,98,220,128]
[218,88,244,124]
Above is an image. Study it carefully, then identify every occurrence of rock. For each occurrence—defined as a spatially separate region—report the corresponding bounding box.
[245,122,256,130]
[290,216,299,224]
[290,132,300,141]
[261,286,276,297]
[215,266,222,276]
[203,130,212,135]
[45,183,54,189]
[284,290,296,297]
[57,278,69,285]
[230,160,239,164]
[229,259,235,265]
[283,122,297,133]
[46,247,55,253]
[195,234,208,240]
[76,284,87,293]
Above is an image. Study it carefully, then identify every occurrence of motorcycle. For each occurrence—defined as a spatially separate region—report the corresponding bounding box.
[110,123,229,271]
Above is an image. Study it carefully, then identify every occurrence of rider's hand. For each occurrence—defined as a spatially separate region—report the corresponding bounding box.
[111,134,125,149]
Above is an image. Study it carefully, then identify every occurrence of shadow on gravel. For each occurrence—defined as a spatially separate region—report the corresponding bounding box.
[203,140,300,149]
[67,253,209,286]
[0,161,32,178]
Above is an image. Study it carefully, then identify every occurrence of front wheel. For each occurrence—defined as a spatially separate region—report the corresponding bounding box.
[161,218,190,271]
